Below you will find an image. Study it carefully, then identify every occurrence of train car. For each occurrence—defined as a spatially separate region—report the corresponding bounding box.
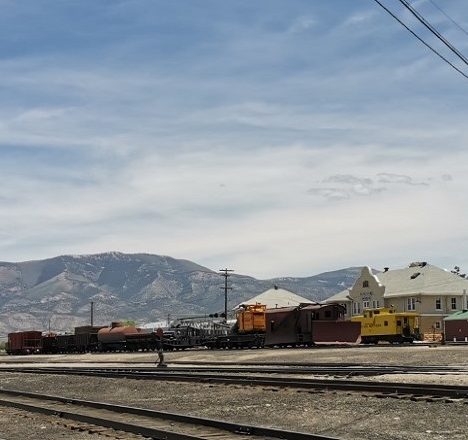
[444,310,468,342]
[163,325,212,350]
[236,304,266,333]
[264,304,360,347]
[351,307,420,344]
[41,334,58,354]
[56,334,77,353]
[75,325,106,352]
[97,322,141,351]
[6,331,42,355]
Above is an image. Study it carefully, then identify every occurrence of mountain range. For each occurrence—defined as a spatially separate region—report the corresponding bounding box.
[0,252,362,336]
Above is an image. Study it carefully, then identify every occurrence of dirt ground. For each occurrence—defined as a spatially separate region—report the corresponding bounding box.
[0,346,467,440]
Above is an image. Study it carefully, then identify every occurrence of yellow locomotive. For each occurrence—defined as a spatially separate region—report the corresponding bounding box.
[351,307,420,344]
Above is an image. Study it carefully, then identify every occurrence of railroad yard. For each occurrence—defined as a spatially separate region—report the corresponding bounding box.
[0,345,467,440]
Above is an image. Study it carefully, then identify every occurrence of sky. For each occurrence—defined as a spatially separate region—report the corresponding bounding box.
[1,0,468,279]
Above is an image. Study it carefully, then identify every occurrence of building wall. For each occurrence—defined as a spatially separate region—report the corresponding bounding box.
[330,265,468,337]
[385,294,467,334]
[347,266,385,318]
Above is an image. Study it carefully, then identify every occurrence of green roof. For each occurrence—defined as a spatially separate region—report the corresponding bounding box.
[444,310,468,321]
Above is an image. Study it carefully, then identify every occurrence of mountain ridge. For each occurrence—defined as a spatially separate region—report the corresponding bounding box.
[0,252,362,336]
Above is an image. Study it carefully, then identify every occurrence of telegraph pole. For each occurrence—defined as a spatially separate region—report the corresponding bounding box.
[219,268,234,323]
[90,301,94,326]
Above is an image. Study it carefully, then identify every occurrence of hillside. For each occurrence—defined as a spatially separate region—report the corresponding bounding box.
[0,252,362,335]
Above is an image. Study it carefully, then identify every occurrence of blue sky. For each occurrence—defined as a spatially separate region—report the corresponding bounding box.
[1,0,468,278]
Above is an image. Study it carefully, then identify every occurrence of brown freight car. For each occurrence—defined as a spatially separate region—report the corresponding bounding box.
[6,331,42,355]
[444,310,468,342]
[75,325,106,352]
[264,304,360,347]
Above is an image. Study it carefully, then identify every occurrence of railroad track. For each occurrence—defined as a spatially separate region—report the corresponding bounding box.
[2,363,468,376]
[1,366,467,400]
[0,388,338,440]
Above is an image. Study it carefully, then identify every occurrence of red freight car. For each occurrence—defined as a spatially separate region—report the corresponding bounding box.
[6,331,42,355]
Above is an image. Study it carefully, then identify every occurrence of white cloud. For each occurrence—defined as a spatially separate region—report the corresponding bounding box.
[1,1,468,278]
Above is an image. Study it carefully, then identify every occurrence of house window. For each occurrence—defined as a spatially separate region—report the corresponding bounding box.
[435,298,441,311]
[407,297,416,311]
[353,302,361,315]
[372,300,380,308]
[434,321,441,330]
[363,300,370,309]
[451,297,457,310]
[363,280,369,288]
[342,303,347,313]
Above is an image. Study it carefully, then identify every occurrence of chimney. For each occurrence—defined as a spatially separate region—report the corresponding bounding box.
[384,267,389,272]
[274,285,278,290]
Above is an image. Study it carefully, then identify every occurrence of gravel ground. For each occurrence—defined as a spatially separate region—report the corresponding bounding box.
[0,406,146,439]
[0,346,467,439]
[0,372,466,440]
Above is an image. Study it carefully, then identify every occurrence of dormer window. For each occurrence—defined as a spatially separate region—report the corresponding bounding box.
[363,280,369,288]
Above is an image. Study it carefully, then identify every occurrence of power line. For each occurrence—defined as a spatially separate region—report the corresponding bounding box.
[371,0,468,80]
[428,0,468,37]
[398,0,468,66]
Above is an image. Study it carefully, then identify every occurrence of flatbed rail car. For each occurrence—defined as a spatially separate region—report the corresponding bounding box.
[351,307,420,344]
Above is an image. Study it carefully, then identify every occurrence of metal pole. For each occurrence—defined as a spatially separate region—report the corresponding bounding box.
[219,268,234,323]
[90,301,94,326]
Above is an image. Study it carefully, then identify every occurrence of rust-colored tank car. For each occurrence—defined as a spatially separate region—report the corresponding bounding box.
[97,322,141,344]
[237,304,266,333]
[264,304,360,347]
[6,331,42,355]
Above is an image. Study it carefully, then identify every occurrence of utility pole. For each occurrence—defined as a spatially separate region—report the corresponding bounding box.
[219,268,234,323]
[90,301,94,326]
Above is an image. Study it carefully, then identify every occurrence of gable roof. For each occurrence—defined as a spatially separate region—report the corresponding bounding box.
[326,263,468,303]
[234,287,314,310]
[325,288,351,303]
[377,264,468,297]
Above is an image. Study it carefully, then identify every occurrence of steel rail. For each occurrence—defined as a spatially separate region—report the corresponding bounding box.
[167,360,468,371]
[2,364,468,377]
[0,388,339,440]
[1,367,467,398]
